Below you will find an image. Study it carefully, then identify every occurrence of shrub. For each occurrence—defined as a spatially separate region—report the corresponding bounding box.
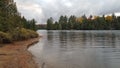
[11,28,39,41]
[19,28,38,40]
[0,31,12,43]
[0,28,39,43]
[27,29,39,38]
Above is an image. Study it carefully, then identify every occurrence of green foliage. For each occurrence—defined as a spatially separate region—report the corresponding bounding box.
[18,28,38,40]
[0,0,38,43]
[11,28,38,41]
[47,14,120,30]
[0,31,12,43]
[0,28,39,43]
[47,17,54,30]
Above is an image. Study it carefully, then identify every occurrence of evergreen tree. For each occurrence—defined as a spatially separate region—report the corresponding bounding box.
[47,17,53,30]
[0,0,38,43]
[46,14,120,30]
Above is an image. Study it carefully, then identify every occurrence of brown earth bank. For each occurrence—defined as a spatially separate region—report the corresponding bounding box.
[0,37,40,68]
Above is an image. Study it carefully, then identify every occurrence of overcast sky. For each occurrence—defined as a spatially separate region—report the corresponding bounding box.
[14,0,120,24]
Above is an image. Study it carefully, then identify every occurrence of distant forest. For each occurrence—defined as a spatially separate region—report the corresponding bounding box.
[0,0,38,43]
[47,14,120,30]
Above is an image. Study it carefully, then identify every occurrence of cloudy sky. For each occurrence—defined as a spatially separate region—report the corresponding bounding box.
[14,0,120,24]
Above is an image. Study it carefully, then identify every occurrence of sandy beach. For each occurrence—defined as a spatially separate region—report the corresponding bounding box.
[0,37,40,68]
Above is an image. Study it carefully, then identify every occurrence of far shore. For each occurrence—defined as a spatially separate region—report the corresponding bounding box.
[0,37,41,68]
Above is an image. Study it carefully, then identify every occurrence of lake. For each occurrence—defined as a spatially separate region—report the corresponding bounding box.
[28,30,120,68]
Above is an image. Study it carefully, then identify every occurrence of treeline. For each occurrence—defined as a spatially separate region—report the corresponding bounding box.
[36,24,47,29]
[0,0,38,43]
[47,14,120,30]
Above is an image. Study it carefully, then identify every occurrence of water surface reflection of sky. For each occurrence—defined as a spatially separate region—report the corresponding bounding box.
[29,30,120,68]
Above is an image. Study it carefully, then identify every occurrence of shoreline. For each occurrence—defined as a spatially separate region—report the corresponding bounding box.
[0,37,40,68]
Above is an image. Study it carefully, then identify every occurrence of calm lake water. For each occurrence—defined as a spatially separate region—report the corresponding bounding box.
[28,30,120,68]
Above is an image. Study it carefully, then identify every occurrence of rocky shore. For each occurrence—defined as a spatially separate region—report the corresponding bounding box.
[0,37,40,68]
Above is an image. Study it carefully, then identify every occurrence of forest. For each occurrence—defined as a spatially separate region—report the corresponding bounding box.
[47,14,120,30]
[0,0,38,43]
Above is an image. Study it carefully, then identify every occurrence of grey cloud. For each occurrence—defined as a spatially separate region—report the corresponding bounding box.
[14,0,120,24]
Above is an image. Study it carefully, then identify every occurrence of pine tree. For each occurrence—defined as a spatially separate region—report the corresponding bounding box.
[47,17,53,30]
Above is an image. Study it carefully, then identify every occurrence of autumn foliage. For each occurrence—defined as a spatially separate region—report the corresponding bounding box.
[47,14,120,30]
